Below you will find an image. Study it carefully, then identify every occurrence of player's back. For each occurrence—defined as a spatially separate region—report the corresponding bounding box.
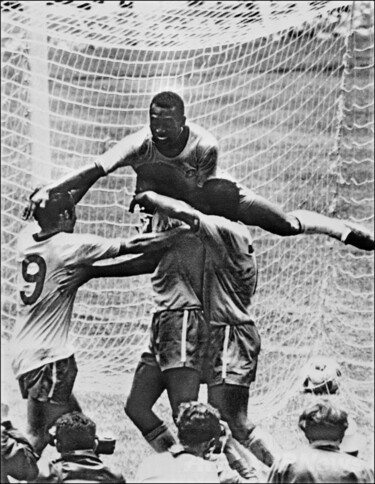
[151,213,204,312]
[197,214,257,326]
[11,222,120,378]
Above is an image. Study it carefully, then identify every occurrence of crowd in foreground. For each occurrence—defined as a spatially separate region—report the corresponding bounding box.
[2,360,374,483]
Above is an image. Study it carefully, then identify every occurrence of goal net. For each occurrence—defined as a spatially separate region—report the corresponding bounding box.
[2,0,373,438]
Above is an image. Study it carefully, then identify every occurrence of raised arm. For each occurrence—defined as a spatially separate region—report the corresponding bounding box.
[24,131,143,218]
[117,224,191,256]
[130,191,200,230]
[23,163,105,220]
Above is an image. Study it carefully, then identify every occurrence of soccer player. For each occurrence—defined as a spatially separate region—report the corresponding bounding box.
[70,180,280,474]
[24,91,374,251]
[130,182,281,469]
[10,186,188,458]
[267,399,374,483]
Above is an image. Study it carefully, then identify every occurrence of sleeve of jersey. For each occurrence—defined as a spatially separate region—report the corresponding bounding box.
[197,215,249,260]
[94,127,148,175]
[64,234,122,266]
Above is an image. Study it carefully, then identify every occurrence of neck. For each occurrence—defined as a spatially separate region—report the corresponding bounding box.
[34,227,61,241]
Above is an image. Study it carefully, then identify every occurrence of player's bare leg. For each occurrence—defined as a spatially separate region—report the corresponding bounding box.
[26,393,81,456]
[238,187,374,250]
[125,359,177,452]
[208,383,281,468]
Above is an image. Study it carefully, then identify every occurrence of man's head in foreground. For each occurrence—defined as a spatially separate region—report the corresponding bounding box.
[176,401,222,459]
[298,399,348,445]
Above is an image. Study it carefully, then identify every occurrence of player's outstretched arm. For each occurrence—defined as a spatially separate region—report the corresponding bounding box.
[61,252,163,292]
[23,163,105,220]
[118,225,191,255]
[130,191,199,230]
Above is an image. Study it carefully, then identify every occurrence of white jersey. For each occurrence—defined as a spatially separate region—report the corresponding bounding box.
[11,222,121,378]
[135,450,219,483]
[197,215,257,326]
[95,123,218,187]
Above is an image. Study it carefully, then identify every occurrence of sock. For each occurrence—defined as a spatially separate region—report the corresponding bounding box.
[143,423,177,453]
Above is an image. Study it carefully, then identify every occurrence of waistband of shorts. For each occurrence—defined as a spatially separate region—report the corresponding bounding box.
[210,320,256,327]
[151,306,203,316]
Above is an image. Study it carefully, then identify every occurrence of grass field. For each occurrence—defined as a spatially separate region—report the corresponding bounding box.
[2,3,374,481]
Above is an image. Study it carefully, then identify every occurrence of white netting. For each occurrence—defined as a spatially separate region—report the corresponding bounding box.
[1,0,373,438]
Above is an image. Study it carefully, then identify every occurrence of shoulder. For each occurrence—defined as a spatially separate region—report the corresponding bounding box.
[17,222,39,249]
[124,125,151,146]
[199,215,250,241]
[189,122,218,149]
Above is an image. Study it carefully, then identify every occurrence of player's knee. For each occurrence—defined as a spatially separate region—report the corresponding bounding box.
[124,397,135,421]
[282,214,302,236]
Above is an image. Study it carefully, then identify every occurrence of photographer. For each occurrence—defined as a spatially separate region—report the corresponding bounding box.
[37,411,125,483]
[1,399,39,483]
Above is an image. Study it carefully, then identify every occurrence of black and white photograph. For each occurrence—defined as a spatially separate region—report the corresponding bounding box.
[1,1,374,482]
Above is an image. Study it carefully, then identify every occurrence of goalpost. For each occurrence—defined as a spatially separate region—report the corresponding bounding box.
[2,0,373,438]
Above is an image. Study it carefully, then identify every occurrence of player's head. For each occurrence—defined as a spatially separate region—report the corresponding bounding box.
[33,191,76,233]
[302,356,341,395]
[149,91,186,146]
[202,178,240,221]
[55,411,97,453]
[176,401,221,459]
[298,399,348,444]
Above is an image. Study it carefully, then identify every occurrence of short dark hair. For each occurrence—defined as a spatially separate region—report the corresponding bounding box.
[176,401,221,447]
[33,191,75,229]
[55,411,96,452]
[150,91,185,118]
[202,178,240,221]
[299,399,348,443]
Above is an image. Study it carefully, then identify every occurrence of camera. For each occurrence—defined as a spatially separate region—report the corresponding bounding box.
[95,436,116,455]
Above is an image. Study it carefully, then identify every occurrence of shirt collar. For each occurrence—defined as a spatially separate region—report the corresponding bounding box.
[310,440,341,451]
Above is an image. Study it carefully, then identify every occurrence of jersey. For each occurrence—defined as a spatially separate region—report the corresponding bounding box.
[196,215,257,326]
[135,450,219,483]
[11,222,121,378]
[150,213,204,312]
[95,122,218,190]
[267,443,375,483]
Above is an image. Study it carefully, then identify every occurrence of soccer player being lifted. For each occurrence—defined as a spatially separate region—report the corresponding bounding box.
[11,181,188,459]
[25,91,374,251]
